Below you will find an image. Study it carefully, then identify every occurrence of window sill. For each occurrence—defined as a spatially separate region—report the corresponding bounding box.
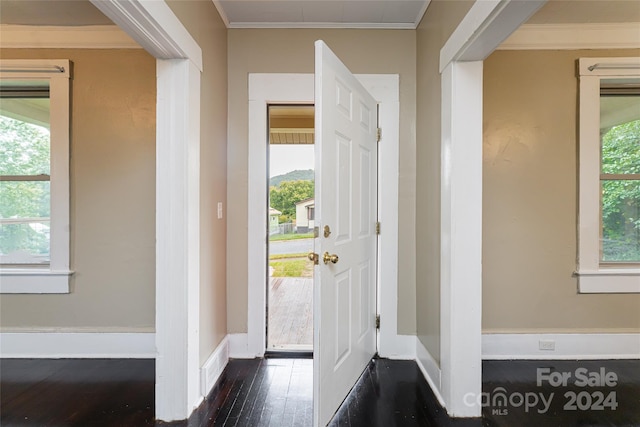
[0,268,73,294]
[576,269,640,293]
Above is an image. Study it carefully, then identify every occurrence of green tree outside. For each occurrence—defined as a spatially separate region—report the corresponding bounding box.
[0,115,51,258]
[601,119,640,261]
[269,179,314,222]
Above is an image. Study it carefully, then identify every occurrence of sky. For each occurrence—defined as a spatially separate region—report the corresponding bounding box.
[269,144,314,177]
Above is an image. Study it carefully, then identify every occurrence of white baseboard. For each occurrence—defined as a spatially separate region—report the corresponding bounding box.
[483,333,640,360]
[228,333,255,358]
[200,335,229,398]
[0,331,156,358]
[379,333,416,360]
[415,337,445,408]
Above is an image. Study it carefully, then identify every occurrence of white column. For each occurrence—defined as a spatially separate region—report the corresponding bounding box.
[440,60,483,417]
[155,58,202,421]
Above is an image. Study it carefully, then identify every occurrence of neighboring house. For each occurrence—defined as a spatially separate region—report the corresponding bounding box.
[268,207,281,235]
[294,198,314,233]
[0,0,639,424]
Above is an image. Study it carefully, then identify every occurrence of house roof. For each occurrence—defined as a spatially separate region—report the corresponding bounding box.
[269,207,282,215]
[295,198,315,206]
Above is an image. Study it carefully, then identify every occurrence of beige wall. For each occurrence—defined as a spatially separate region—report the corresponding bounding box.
[483,49,640,333]
[167,0,229,364]
[0,48,156,331]
[227,29,417,334]
[415,0,474,365]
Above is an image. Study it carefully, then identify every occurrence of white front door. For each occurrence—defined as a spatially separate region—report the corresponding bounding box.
[313,40,378,426]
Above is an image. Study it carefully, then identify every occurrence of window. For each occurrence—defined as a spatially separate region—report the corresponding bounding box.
[577,57,640,293]
[0,60,72,293]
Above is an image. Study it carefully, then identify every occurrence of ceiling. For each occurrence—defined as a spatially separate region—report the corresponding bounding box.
[214,0,428,28]
[0,0,637,28]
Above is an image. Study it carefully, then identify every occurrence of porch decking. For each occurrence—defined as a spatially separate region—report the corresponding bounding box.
[268,277,313,351]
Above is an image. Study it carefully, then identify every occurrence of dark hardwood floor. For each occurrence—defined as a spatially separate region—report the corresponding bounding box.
[0,358,155,426]
[481,360,640,427]
[1,357,639,426]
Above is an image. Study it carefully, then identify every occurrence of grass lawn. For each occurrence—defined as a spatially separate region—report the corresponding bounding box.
[269,252,308,260]
[269,232,314,242]
[269,255,314,277]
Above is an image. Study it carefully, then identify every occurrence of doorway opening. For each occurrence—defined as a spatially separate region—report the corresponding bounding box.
[266,104,315,354]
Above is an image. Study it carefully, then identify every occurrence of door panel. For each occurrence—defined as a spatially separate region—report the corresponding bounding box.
[313,40,378,427]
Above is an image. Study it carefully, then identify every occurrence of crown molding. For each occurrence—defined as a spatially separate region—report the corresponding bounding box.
[211,0,428,30]
[499,23,640,50]
[90,0,202,70]
[0,25,141,49]
[211,0,230,28]
[226,21,417,29]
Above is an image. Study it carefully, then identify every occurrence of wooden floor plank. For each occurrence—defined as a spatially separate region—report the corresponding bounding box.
[1,359,155,427]
[2,358,640,426]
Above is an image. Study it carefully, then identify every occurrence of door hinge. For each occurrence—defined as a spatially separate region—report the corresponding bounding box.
[375,314,380,330]
[375,221,381,235]
[376,127,382,142]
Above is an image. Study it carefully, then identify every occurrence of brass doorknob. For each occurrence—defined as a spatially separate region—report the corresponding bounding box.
[323,252,339,264]
[308,252,319,265]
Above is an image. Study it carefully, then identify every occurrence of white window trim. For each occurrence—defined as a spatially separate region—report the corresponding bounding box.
[0,59,73,294]
[577,57,640,294]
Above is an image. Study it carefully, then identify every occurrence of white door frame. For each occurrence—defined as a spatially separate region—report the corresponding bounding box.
[90,0,204,421]
[436,0,546,417]
[245,73,412,359]
[87,0,547,422]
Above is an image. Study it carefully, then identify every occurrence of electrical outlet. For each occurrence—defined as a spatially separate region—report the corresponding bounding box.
[217,202,223,219]
[539,340,555,351]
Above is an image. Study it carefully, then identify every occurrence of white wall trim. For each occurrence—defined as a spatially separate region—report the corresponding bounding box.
[154,58,202,422]
[228,333,254,358]
[577,270,640,294]
[499,23,640,51]
[0,270,72,294]
[90,0,202,71]
[440,0,545,72]
[208,0,431,31]
[227,22,417,30]
[211,0,231,28]
[354,75,405,360]
[1,59,73,295]
[575,56,640,294]
[247,73,403,359]
[414,0,432,30]
[0,332,155,358]
[247,74,314,358]
[440,61,483,418]
[380,334,416,360]
[200,336,229,398]
[416,337,445,409]
[483,333,640,360]
[436,1,548,418]
[0,24,140,49]
[87,1,205,422]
